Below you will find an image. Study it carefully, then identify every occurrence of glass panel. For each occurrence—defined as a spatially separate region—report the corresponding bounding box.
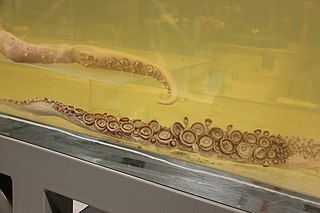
[0,0,319,200]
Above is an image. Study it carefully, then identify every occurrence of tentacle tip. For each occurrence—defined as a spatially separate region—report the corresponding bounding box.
[158,98,176,105]
[158,90,178,105]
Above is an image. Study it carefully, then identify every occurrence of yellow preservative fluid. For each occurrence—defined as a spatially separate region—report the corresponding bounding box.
[0,0,320,198]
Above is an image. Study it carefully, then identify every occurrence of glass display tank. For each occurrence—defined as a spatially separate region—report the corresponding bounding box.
[0,0,320,211]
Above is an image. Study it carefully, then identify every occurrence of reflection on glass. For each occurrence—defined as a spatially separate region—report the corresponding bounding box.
[0,0,319,198]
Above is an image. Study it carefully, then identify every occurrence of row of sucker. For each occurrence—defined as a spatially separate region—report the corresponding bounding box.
[1,98,319,167]
[77,53,171,93]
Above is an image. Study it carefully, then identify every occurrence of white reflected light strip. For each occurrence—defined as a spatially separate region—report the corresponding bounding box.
[0,114,318,205]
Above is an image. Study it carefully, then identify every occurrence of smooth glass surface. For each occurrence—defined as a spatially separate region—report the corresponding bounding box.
[0,0,320,199]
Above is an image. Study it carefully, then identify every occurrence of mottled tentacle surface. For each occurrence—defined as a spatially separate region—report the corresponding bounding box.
[0,28,177,104]
[1,98,319,167]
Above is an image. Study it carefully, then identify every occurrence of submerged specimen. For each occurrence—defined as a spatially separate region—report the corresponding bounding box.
[0,27,177,105]
[1,98,319,167]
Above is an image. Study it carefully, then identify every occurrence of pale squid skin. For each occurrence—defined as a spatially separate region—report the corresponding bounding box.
[0,27,177,105]
[1,97,315,167]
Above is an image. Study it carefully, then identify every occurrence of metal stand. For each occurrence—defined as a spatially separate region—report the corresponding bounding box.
[0,136,242,213]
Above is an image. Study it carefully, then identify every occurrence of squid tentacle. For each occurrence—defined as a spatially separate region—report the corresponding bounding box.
[1,97,315,167]
[0,29,177,105]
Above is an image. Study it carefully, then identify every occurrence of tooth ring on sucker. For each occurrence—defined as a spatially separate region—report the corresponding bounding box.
[0,27,177,105]
[198,135,215,151]
[94,118,108,131]
[180,130,197,148]
[236,142,253,159]
[157,129,173,145]
[191,122,206,136]
[171,122,184,137]
[209,127,224,141]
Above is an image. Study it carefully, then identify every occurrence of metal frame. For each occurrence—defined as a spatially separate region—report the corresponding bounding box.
[0,135,241,213]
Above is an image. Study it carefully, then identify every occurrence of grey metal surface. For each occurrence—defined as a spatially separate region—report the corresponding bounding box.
[0,113,319,213]
[0,135,242,213]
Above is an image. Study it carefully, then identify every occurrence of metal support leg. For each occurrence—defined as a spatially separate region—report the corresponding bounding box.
[0,135,243,213]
